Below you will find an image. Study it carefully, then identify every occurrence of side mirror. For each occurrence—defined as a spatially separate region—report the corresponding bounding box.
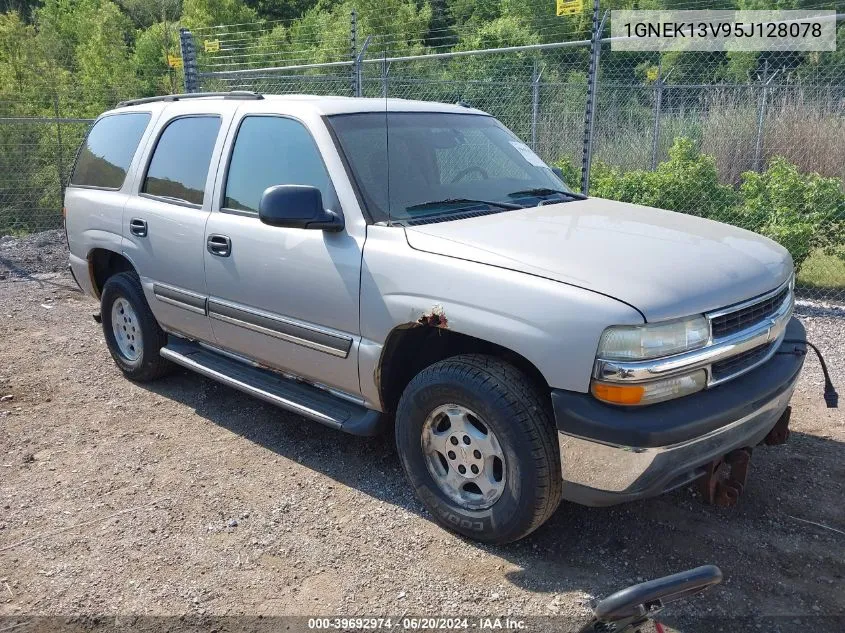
[258,185,343,232]
[551,166,564,180]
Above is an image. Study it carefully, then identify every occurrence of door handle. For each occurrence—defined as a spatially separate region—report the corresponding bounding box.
[129,218,148,237]
[207,234,232,257]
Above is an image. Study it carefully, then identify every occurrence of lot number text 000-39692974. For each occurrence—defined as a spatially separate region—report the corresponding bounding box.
[307,617,531,630]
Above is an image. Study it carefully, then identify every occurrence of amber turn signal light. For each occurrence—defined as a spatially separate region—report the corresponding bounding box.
[591,381,645,405]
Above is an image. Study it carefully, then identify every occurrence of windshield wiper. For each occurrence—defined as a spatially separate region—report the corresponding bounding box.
[406,198,524,212]
[507,188,587,201]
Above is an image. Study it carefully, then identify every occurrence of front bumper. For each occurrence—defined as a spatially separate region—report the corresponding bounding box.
[554,317,806,507]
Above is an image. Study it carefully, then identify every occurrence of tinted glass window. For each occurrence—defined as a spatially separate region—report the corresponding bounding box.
[143,116,221,206]
[70,113,150,188]
[224,116,332,213]
[327,113,567,223]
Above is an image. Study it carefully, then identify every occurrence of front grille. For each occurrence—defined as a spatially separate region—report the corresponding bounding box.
[710,284,790,339]
[711,343,774,381]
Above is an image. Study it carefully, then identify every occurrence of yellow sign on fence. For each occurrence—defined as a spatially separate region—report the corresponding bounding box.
[556,0,583,16]
[167,54,183,69]
[204,39,220,53]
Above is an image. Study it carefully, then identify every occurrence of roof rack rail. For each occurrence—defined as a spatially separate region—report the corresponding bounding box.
[116,91,264,108]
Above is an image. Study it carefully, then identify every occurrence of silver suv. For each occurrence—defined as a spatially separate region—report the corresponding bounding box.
[65,92,805,543]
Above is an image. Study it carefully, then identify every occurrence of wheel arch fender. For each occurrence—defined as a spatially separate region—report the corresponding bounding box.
[375,321,552,414]
[359,285,643,411]
[357,225,645,409]
[87,247,137,298]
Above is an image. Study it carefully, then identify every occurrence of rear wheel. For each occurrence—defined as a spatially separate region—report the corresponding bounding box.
[395,354,562,543]
[101,272,172,382]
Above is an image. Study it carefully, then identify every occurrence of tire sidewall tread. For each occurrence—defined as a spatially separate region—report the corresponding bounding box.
[396,354,562,544]
[101,271,171,382]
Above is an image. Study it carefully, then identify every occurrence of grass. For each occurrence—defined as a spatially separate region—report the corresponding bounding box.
[797,249,845,292]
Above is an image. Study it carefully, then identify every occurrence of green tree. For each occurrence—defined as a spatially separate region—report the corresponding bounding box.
[132,21,181,95]
[243,0,318,22]
[181,0,257,30]
[36,0,140,113]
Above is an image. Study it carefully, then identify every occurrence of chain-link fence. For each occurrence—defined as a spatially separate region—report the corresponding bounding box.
[0,114,92,237]
[2,6,844,302]
[190,10,845,302]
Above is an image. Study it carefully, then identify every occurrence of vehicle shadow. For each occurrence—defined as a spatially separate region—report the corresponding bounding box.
[0,258,80,291]
[141,369,845,627]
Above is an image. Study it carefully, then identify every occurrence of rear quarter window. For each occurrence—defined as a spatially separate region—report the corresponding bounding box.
[142,116,221,206]
[70,112,151,189]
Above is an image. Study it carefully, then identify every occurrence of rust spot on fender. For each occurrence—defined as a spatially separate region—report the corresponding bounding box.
[418,304,448,328]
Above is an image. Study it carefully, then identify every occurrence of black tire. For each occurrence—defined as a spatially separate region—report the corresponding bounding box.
[101,271,172,382]
[395,354,563,544]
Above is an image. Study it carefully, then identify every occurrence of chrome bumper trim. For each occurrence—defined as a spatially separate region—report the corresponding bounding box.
[559,382,796,505]
[594,287,793,387]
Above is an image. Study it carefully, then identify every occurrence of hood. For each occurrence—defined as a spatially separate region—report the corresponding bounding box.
[404,198,793,322]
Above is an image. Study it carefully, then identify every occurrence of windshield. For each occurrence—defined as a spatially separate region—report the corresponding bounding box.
[327,112,572,224]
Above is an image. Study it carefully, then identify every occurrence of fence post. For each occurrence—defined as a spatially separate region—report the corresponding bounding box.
[650,62,663,171]
[52,94,65,194]
[531,59,543,151]
[753,60,772,172]
[350,9,358,96]
[352,36,372,98]
[179,28,199,93]
[580,3,608,195]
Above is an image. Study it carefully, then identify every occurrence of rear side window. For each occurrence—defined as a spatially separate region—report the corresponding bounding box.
[70,113,151,189]
[143,116,221,206]
[223,116,332,213]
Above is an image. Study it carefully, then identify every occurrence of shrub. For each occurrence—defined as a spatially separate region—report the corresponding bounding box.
[583,137,738,218]
[649,138,739,218]
[737,158,845,269]
[551,156,580,190]
[559,138,845,272]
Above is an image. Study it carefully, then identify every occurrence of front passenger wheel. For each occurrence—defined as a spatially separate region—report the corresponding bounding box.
[395,354,563,544]
[101,271,172,382]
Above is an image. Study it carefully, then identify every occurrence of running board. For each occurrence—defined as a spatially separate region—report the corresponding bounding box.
[160,340,383,436]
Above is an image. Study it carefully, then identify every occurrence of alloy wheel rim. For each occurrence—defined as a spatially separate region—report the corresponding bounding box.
[111,297,142,362]
[421,403,507,510]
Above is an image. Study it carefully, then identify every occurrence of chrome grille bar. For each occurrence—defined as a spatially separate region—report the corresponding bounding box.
[709,279,792,340]
[593,279,794,387]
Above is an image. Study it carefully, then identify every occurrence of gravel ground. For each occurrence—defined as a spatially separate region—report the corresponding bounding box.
[0,238,843,632]
[0,230,68,281]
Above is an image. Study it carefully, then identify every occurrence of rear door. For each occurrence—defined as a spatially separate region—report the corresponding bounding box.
[65,110,155,297]
[123,103,234,342]
[202,111,365,397]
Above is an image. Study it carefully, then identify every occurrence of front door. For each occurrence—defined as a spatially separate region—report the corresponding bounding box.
[203,113,363,397]
[123,108,231,341]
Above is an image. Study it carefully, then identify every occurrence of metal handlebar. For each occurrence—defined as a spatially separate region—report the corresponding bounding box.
[593,565,723,622]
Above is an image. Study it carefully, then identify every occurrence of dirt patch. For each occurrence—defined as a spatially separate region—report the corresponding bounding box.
[0,273,843,632]
[0,230,68,281]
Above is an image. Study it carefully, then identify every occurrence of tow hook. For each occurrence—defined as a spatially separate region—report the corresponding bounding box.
[698,447,752,507]
[698,405,793,507]
[761,406,791,446]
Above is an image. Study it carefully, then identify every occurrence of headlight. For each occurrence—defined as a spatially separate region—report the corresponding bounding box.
[597,315,709,361]
[592,370,707,406]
